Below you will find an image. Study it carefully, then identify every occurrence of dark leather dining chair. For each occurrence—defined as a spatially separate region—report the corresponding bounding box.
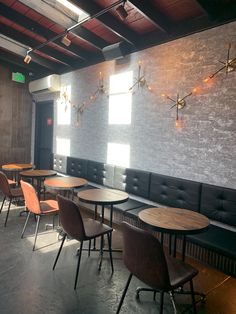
[0,171,23,227]
[53,195,114,290]
[116,222,199,314]
[20,180,59,251]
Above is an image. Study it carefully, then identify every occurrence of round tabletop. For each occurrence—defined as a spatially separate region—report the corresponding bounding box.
[138,207,210,235]
[2,163,33,171]
[44,176,88,190]
[20,169,57,178]
[78,188,129,206]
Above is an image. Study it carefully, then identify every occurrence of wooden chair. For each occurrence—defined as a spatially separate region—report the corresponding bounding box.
[0,171,23,227]
[116,222,199,314]
[20,180,59,251]
[53,195,114,290]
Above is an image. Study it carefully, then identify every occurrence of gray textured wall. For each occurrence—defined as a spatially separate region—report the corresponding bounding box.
[36,21,236,189]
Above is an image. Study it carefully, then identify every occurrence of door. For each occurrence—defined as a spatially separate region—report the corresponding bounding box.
[34,100,54,169]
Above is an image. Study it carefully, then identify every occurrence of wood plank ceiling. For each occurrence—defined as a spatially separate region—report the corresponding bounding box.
[0,0,236,80]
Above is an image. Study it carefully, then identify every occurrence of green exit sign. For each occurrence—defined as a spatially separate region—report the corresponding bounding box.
[12,72,25,83]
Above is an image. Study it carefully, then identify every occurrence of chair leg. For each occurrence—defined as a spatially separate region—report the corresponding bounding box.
[116,273,133,314]
[88,239,91,257]
[107,232,114,273]
[4,199,12,227]
[21,211,31,238]
[53,233,67,270]
[74,241,83,290]
[33,215,41,251]
[0,196,6,214]
[159,291,164,314]
[190,279,197,314]
[169,291,178,314]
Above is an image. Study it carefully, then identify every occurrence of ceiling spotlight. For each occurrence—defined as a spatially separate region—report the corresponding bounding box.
[61,34,71,47]
[24,52,31,64]
[116,1,128,20]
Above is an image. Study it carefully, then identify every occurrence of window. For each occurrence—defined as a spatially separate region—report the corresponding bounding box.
[57,85,71,125]
[56,137,70,156]
[107,143,130,167]
[108,71,133,125]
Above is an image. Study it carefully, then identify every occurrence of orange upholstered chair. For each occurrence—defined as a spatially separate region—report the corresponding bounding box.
[0,171,23,226]
[20,180,59,251]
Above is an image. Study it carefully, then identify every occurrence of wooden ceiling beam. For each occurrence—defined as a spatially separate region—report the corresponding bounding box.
[0,3,92,61]
[0,35,59,72]
[0,48,51,78]
[194,1,236,21]
[70,0,140,45]
[128,0,171,33]
[0,24,76,67]
[17,0,108,50]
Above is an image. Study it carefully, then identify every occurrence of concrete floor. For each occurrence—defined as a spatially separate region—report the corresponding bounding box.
[0,197,235,314]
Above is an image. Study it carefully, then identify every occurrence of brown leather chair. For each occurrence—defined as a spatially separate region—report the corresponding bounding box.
[20,180,59,251]
[0,171,23,227]
[53,195,114,290]
[116,222,199,314]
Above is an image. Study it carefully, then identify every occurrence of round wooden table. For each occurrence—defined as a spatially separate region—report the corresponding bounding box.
[139,207,210,260]
[44,176,88,199]
[20,169,57,199]
[78,188,129,226]
[78,188,129,252]
[2,163,33,183]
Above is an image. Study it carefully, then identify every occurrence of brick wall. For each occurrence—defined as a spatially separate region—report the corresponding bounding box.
[35,21,236,189]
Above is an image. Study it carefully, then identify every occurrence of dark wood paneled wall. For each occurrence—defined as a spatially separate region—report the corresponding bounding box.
[0,62,32,165]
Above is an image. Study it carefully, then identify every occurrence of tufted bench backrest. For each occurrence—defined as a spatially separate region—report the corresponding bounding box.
[67,157,88,178]
[200,183,236,226]
[126,168,150,198]
[53,154,67,174]
[87,160,114,187]
[149,173,201,211]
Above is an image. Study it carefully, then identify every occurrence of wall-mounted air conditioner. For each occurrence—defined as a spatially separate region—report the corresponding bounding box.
[29,74,61,94]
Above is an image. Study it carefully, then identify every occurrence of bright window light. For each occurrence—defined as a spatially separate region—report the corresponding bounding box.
[109,94,132,124]
[56,0,88,17]
[109,71,133,125]
[109,71,133,94]
[56,137,70,156]
[107,143,130,167]
[57,85,71,125]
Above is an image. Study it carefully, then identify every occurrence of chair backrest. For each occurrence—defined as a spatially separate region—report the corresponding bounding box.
[20,180,41,214]
[57,195,86,241]
[121,222,170,290]
[0,171,12,197]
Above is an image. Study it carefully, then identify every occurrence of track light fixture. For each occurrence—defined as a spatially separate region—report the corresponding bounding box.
[22,0,124,62]
[116,0,128,20]
[24,51,31,64]
[61,33,71,47]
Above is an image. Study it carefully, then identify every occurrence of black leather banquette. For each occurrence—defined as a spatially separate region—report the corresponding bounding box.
[52,154,236,276]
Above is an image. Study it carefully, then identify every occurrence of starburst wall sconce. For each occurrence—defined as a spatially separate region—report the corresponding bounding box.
[75,72,107,125]
[161,87,199,127]
[129,60,152,93]
[203,43,236,83]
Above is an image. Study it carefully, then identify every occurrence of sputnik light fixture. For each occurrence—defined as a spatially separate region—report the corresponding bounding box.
[161,87,199,126]
[129,60,152,93]
[203,43,236,83]
[74,72,107,125]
